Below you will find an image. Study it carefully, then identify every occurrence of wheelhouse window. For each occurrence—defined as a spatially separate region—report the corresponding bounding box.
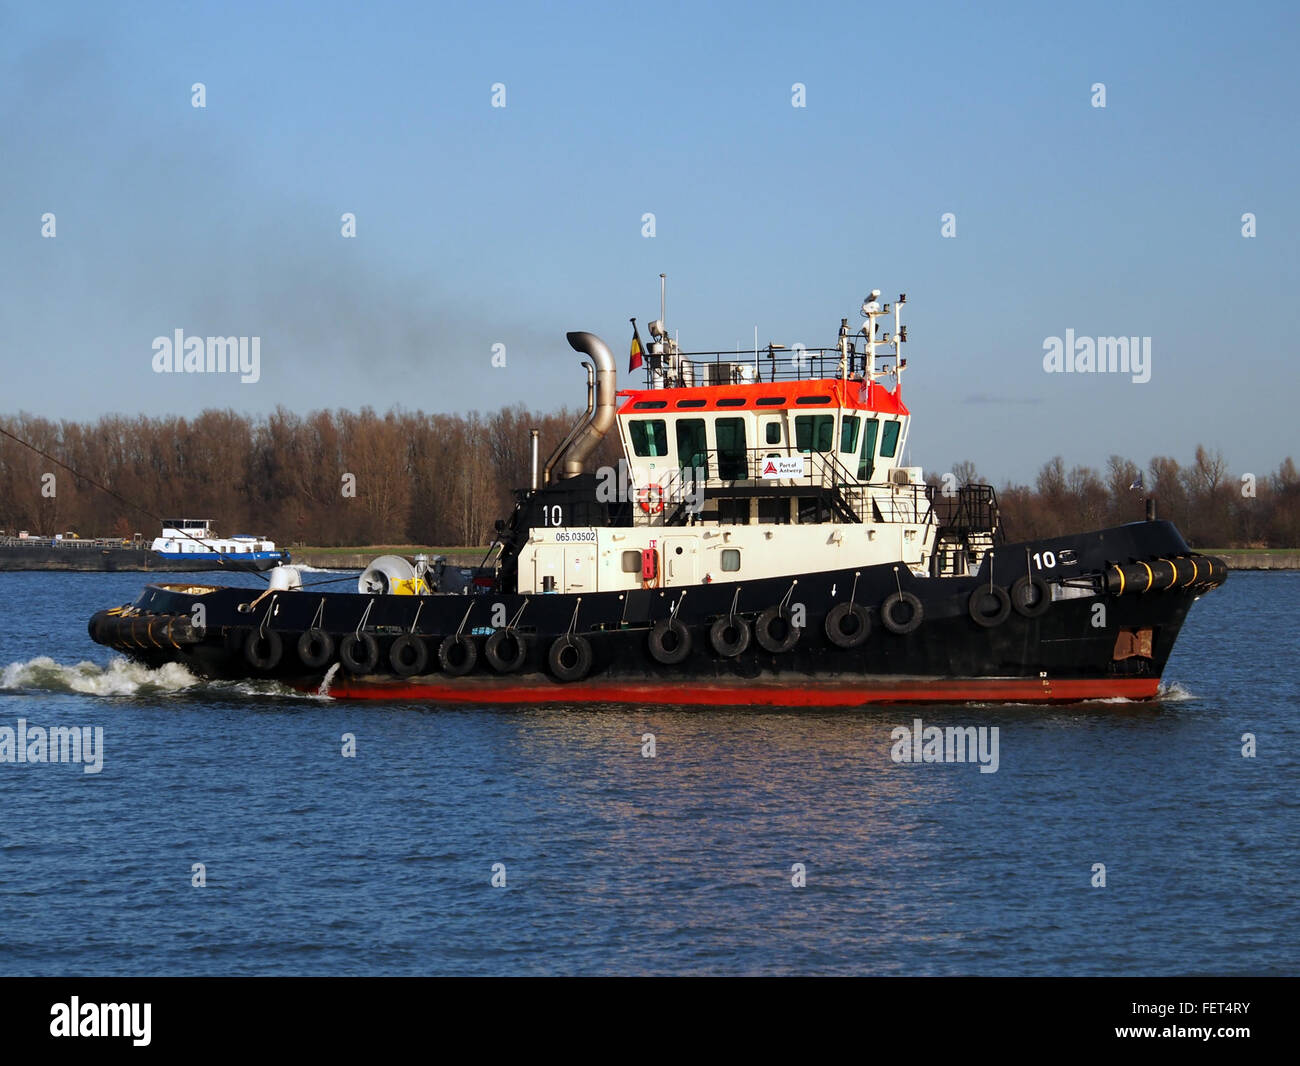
[880,420,901,458]
[840,416,860,455]
[859,418,879,480]
[676,418,709,478]
[794,414,834,453]
[715,417,748,480]
[630,419,668,457]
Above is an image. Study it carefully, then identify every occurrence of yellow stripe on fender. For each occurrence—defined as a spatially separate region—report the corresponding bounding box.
[1111,564,1125,596]
[1184,557,1200,587]
[1138,561,1154,593]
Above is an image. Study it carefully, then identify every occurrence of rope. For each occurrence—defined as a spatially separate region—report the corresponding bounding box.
[669,590,686,622]
[354,598,375,639]
[564,597,582,643]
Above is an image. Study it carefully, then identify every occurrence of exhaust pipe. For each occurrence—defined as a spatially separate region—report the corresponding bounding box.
[542,363,594,485]
[550,331,617,483]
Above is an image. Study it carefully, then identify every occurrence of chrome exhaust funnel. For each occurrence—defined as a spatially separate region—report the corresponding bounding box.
[550,331,617,483]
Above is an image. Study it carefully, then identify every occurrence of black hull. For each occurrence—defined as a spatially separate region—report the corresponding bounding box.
[88,521,1225,705]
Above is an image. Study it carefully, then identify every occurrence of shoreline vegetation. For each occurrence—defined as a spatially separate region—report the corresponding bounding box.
[2,406,1297,553]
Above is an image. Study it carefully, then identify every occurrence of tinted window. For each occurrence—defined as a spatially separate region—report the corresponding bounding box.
[858,419,879,480]
[676,418,709,478]
[840,415,860,454]
[765,421,782,445]
[794,414,834,453]
[880,420,901,458]
[721,548,741,571]
[630,419,668,457]
[715,417,748,480]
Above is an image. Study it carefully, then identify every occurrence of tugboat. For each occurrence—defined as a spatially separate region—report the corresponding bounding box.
[88,289,1226,705]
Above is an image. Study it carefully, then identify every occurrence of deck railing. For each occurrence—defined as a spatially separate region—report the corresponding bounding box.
[644,446,933,525]
[638,347,898,388]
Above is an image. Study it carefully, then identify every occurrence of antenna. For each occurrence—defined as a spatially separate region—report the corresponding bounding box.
[659,273,666,332]
[895,292,907,389]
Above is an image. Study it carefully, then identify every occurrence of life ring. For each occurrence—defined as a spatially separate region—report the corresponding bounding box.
[297,628,335,669]
[881,591,924,635]
[388,633,428,677]
[709,616,751,658]
[754,606,800,653]
[438,634,478,676]
[484,629,528,673]
[648,618,692,664]
[1010,575,1051,617]
[339,632,380,675]
[824,602,870,648]
[638,485,664,515]
[548,634,593,681]
[244,629,283,671]
[968,585,1012,627]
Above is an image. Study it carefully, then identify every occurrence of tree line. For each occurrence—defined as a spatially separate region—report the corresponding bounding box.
[1,407,1296,549]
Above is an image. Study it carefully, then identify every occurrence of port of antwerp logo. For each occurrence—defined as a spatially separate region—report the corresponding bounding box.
[762,457,804,478]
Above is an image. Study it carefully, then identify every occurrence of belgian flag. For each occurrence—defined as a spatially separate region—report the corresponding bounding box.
[629,319,646,372]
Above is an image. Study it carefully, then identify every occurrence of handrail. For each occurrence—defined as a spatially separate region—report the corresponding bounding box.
[638,346,901,388]
[640,446,942,526]
[0,536,143,549]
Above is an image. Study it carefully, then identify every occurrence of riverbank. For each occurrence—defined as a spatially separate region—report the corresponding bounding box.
[291,545,483,570]
[1206,550,1300,571]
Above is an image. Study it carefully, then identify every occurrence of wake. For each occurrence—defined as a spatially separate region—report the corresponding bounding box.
[0,656,325,701]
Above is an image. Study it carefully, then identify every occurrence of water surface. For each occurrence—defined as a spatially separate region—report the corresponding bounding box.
[0,570,1294,975]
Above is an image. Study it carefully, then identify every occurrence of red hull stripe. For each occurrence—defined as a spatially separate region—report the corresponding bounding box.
[301,676,1162,705]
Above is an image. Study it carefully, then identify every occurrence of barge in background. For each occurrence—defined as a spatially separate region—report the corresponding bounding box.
[4,519,289,572]
[89,288,1226,705]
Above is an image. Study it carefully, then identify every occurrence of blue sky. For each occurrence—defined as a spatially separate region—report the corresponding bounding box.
[2,0,1297,482]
